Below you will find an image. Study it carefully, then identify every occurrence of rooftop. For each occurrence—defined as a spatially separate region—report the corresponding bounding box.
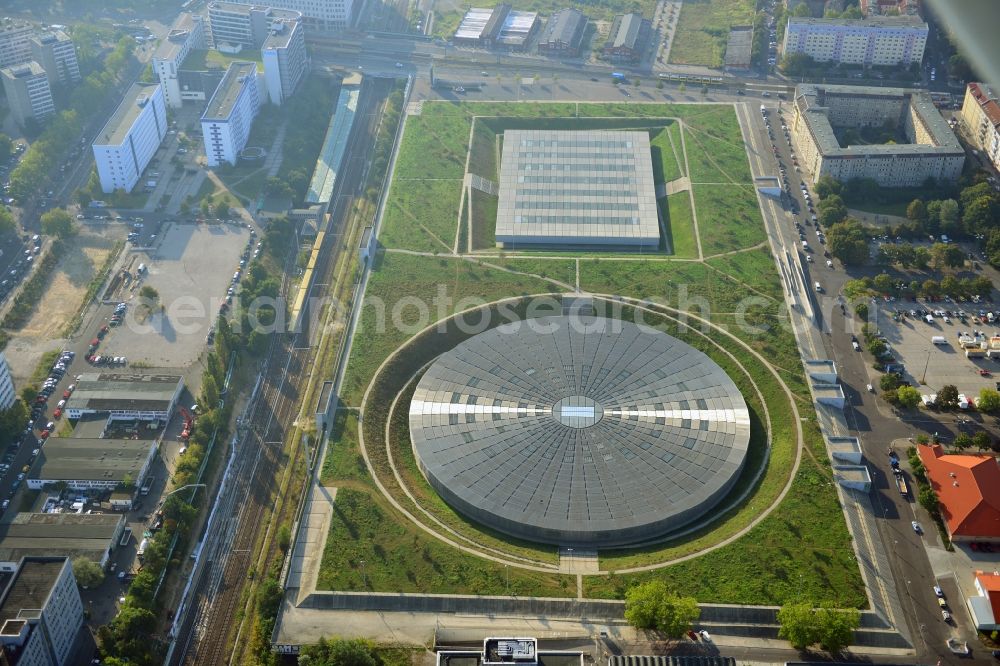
[918,444,1000,538]
[795,84,963,157]
[30,438,155,484]
[202,61,257,121]
[787,15,927,28]
[455,7,494,40]
[498,10,537,44]
[66,372,182,414]
[29,30,72,47]
[306,86,359,204]
[93,82,162,147]
[539,8,585,47]
[0,559,65,628]
[968,83,1000,128]
[152,12,201,63]
[0,60,44,79]
[607,13,648,50]
[262,16,300,50]
[0,514,124,567]
[496,129,659,247]
[725,25,753,67]
[976,571,1000,628]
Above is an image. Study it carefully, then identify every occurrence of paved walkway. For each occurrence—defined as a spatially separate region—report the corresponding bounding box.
[287,485,338,605]
[264,121,288,178]
[664,176,690,196]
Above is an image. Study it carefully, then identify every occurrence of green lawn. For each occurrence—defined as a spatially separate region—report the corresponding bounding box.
[650,124,684,183]
[693,185,767,255]
[379,179,464,252]
[431,0,657,38]
[469,189,497,251]
[340,252,562,406]
[496,257,577,288]
[316,488,574,595]
[395,112,472,180]
[682,108,753,184]
[184,48,263,72]
[662,193,697,258]
[668,0,756,67]
[846,199,910,219]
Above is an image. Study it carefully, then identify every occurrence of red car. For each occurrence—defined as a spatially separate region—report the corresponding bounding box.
[52,408,62,419]
[62,390,70,399]
[90,338,99,347]
[40,430,50,439]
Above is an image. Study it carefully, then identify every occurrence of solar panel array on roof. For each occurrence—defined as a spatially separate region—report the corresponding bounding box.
[409,316,751,546]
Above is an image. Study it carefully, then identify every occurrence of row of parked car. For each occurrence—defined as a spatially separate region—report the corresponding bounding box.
[32,350,75,426]
[0,234,42,302]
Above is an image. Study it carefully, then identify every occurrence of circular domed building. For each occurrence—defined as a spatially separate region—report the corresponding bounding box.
[408,315,751,547]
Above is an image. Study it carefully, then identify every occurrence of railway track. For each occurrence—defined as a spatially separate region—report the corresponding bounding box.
[175,78,391,665]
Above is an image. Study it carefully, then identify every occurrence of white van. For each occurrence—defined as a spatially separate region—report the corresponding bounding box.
[925,314,934,324]
[814,282,823,293]
[932,336,947,345]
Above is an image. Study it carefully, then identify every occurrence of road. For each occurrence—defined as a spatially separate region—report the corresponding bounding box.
[170,77,391,666]
[737,99,987,662]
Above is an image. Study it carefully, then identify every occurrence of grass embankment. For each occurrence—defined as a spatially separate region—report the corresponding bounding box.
[661,194,697,258]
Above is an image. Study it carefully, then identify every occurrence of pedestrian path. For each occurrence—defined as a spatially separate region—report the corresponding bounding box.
[286,485,337,605]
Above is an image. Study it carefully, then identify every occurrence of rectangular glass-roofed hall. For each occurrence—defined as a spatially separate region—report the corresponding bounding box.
[495,129,660,249]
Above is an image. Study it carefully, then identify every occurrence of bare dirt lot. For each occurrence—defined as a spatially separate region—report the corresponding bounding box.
[102,222,249,369]
[5,231,118,383]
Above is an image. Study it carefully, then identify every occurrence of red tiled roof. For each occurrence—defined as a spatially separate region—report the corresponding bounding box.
[976,571,1000,623]
[917,444,1000,538]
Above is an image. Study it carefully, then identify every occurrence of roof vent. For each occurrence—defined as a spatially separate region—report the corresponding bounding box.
[950,472,957,477]
[136,94,148,107]
[953,481,959,487]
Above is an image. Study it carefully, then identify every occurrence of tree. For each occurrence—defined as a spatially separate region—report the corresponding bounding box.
[906,199,927,223]
[973,430,993,452]
[948,53,972,81]
[624,580,701,637]
[929,242,965,270]
[896,385,921,409]
[40,208,76,238]
[814,175,842,200]
[872,273,893,294]
[963,195,1000,233]
[953,433,972,451]
[298,637,378,666]
[792,3,812,16]
[216,198,231,219]
[937,384,960,410]
[826,219,868,265]
[817,195,849,227]
[978,388,1000,413]
[778,602,860,653]
[139,285,159,305]
[73,557,104,589]
[780,52,815,76]
[880,372,902,391]
[0,134,11,162]
[918,485,940,515]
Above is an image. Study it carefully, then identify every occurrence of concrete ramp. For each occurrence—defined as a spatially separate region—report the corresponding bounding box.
[287,485,337,605]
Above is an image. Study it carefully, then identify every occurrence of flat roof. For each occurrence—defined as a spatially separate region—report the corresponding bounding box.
[0,559,64,627]
[153,12,200,63]
[29,30,72,47]
[788,15,926,28]
[30,438,155,483]
[0,60,44,79]
[262,17,300,49]
[66,372,182,414]
[496,129,659,247]
[834,465,872,483]
[203,61,256,121]
[498,10,537,44]
[725,25,753,66]
[94,82,161,147]
[539,8,585,47]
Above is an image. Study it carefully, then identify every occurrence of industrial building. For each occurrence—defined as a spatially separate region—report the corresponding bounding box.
[201,61,263,166]
[152,12,206,108]
[724,25,753,69]
[63,372,183,421]
[409,315,751,546]
[0,62,54,127]
[602,13,651,64]
[261,13,307,104]
[495,129,659,249]
[781,15,927,67]
[0,353,14,412]
[0,19,33,69]
[790,84,964,187]
[453,5,539,50]
[537,8,587,56]
[0,557,83,666]
[27,438,157,493]
[207,2,302,49]
[0,513,126,571]
[29,31,80,87]
[91,82,167,193]
[969,570,1000,631]
[917,444,1000,543]
[960,82,1000,174]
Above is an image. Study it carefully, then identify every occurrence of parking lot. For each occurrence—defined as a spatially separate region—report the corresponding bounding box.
[102,221,251,368]
[871,303,1000,397]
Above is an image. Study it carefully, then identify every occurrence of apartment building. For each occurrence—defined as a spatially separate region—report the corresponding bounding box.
[960,83,1000,174]
[208,2,302,49]
[152,12,206,108]
[29,31,80,87]
[782,15,927,67]
[265,0,355,31]
[201,62,262,166]
[860,0,920,16]
[0,557,83,666]
[790,84,964,187]
[0,62,55,127]
[0,19,32,69]
[91,83,167,193]
[262,14,307,104]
